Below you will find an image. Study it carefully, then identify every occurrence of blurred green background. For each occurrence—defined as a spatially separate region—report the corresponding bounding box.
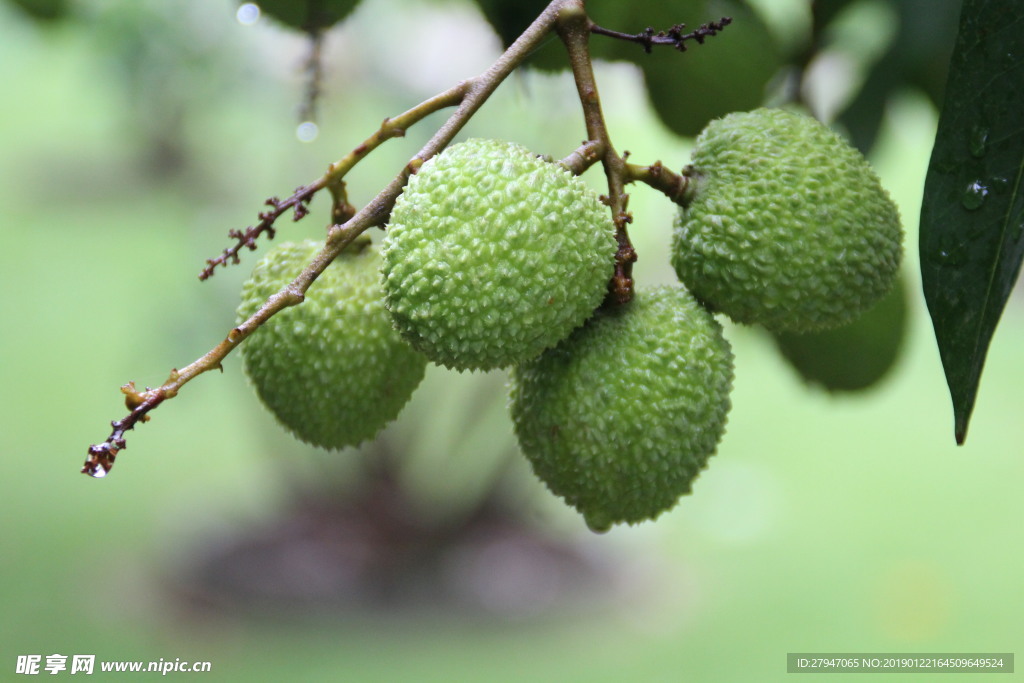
[1,0,1021,680]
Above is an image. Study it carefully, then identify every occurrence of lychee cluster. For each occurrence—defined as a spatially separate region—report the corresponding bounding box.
[237,110,902,531]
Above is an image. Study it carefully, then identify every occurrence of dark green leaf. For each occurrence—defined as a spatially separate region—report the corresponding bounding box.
[920,0,1024,444]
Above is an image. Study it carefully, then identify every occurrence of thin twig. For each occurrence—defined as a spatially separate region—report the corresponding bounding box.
[558,139,605,175]
[198,83,466,280]
[557,4,636,305]
[626,161,695,207]
[591,17,732,54]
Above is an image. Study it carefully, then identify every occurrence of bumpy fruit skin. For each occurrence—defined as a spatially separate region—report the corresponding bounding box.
[774,272,908,392]
[672,108,903,332]
[509,286,734,531]
[381,138,617,371]
[237,240,426,450]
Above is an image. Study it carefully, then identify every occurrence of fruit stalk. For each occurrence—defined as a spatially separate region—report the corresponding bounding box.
[625,161,695,207]
[297,27,325,126]
[558,139,605,175]
[556,4,636,304]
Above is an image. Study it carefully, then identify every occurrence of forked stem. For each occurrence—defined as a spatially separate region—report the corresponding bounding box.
[557,4,637,305]
[84,0,577,477]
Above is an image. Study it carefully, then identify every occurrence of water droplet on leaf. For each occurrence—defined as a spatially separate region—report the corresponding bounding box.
[962,180,989,210]
[934,234,968,268]
[938,248,968,267]
[990,176,1010,193]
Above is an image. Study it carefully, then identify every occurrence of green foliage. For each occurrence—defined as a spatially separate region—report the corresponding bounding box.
[774,272,908,393]
[510,286,734,532]
[237,239,427,449]
[832,0,961,153]
[920,0,1024,444]
[381,138,617,372]
[672,108,903,332]
[5,0,68,21]
[473,0,565,70]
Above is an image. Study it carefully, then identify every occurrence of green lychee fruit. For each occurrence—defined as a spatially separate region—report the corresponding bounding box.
[601,0,781,139]
[509,285,734,532]
[381,138,618,371]
[672,108,903,333]
[237,239,427,449]
[250,0,360,32]
[773,271,908,392]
